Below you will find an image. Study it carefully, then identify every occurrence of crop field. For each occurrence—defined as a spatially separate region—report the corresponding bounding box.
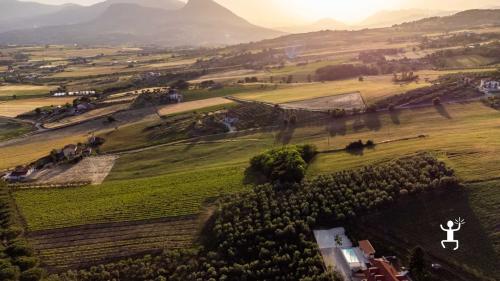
[15,165,250,230]
[236,75,429,104]
[0,96,75,117]
[44,103,130,129]
[156,97,233,116]
[0,134,88,170]
[28,215,201,272]
[0,117,33,141]
[0,84,57,100]
[280,92,366,111]
[443,55,498,68]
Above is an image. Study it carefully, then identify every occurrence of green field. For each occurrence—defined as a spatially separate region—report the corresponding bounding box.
[0,117,33,141]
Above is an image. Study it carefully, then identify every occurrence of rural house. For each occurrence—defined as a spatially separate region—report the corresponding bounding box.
[62,144,78,159]
[479,79,500,94]
[168,88,183,103]
[314,228,409,281]
[3,166,35,182]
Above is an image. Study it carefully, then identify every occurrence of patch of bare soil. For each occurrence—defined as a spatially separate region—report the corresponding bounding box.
[280,92,367,111]
[31,155,118,185]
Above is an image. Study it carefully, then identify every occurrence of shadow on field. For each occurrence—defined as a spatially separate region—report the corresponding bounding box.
[436,104,452,119]
[275,124,296,145]
[390,110,401,125]
[351,189,498,280]
[362,112,382,131]
[328,118,347,137]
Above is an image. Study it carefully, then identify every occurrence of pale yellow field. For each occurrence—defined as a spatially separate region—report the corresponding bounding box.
[0,97,75,117]
[236,75,429,104]
[0,84,57,98]
[157,97,233,116]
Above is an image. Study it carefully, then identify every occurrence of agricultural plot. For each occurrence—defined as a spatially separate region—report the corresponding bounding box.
[236,75,430,104]
[28,215,200,272]
[0,97,75,117]
[280,92,366,111]
[44,103,130,129]
[0,117,33,141]
[156,97,233,116]
[30,156,118,185]
[0,84,57,100]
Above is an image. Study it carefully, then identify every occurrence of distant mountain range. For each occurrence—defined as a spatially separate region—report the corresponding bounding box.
[0,0,283,46]
[0,0,499,47]
[358,9,456,28]
[0,0,185,32]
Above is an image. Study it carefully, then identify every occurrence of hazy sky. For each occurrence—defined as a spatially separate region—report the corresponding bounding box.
[22,0,500,26]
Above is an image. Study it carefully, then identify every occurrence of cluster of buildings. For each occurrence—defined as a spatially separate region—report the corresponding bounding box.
[478,79,500,95]
[53,90,96,97]
[314,227,410,281]
[3,137,102,182]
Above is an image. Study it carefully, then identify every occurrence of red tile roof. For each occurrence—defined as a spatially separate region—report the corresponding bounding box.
[359,240,376,255]
[364,259,408,281]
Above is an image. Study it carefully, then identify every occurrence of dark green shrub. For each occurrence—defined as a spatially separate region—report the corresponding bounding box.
[250,146,307,183]
[19,267,44,281]
[0,259,20,281]
[14,256,39,271]
[296,144,318,163]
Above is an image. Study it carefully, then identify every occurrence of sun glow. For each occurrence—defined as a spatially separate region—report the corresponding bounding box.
[289,0,401,23]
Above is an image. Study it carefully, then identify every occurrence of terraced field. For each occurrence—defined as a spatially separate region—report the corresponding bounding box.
[28,216,201,272]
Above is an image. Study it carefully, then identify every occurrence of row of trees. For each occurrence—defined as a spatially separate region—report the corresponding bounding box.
[0,182,44,281]
[50,154,459,281]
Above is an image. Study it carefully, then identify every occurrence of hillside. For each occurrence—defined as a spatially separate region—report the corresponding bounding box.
[0,0,283,46]
[0,0,185,33]
[0,0,72,22]
[359,9,455,28]
[395,9,500,30]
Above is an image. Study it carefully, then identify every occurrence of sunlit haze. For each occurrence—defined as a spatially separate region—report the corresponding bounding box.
[22,0,500,26]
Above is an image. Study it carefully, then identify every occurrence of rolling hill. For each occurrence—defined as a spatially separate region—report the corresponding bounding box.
[395,9,500,30]
[0,0,283,46]
[358,9,456,28]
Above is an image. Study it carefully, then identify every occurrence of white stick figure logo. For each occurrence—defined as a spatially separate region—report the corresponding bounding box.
[440,217,465,250]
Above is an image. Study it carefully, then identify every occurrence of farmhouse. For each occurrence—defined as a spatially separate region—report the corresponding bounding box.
[62,144,78,159]
[479,79,500,94]
[167,88,183,103]
[3,166,35,182]
[314,228,409,281]
[53,90,96,97]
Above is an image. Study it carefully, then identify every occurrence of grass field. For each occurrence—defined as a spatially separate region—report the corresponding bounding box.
[0,117,33,141]
[0,97,75,117]
[443,55,498,68]
[0,84,57,100]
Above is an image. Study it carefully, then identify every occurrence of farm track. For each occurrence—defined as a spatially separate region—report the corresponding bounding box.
[27,215,201,272]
